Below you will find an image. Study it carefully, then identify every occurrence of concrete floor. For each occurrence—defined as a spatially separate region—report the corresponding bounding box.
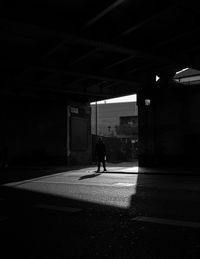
[1,162,200,258]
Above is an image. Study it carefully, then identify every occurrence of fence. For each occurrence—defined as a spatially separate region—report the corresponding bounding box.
[92,135,138,163]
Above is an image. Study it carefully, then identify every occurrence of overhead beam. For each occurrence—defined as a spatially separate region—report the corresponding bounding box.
[90,81,119,91]
[83,0,125,28]
[127,63,157,74]
[154,26,200,48]
[42,42,97,65]
[61,33,173,64]
[53,89,112,98]
[120,4,177,37]
[31,65,141,86]
[25,82,113,98]
[85,80,108,89]
[68,48,98,66]
[3,19,175,65]
[42,40,66,59]
[101,81,120,88]
[103,54,137,70]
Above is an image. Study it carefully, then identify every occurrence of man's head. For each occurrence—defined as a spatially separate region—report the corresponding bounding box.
[98,137,102,143]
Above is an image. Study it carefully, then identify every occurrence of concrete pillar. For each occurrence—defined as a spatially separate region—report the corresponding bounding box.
[137,70,184,168]
[137,75,157,167]
[139,68,200,169]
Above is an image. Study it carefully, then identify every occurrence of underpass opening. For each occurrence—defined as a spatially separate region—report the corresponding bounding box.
[90,94,138,168]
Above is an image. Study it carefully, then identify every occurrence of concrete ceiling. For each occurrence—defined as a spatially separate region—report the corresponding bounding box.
[2,0,200,102]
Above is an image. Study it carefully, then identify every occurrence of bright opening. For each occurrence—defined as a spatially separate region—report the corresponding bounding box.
[91,94,137,104]
[90,94,138,165]
[145,99,151,106]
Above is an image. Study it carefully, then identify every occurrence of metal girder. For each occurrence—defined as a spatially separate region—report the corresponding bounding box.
[83,0,125,28]
[51,89,112,98]
[127,63,158,74]
[84,80,108,89]
[68,48,98,66]
[120,4,177,37]
[3,19,175,65]
[42,40,66,60]
[25,82,113,98]
[34,66,140,86]
[61,33,173,64]
[103,55,137,70]
[155,27,200,49]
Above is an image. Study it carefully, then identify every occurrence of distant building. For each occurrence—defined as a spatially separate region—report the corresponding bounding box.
[174,68,200,85]
[91,102,138,140]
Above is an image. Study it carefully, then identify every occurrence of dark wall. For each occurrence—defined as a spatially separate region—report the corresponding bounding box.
[0,99,92,166]
[183,89,200,165]
[69,105,92,166]
[0,99,67,165]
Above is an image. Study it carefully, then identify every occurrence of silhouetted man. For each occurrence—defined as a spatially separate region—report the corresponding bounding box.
[95,137,107,172]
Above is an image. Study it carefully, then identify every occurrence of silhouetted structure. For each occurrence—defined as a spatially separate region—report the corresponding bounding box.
[2,2,200,168]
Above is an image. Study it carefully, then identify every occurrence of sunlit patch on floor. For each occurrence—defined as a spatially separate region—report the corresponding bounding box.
[113,183,136,186]
[3,163,139,210]
[105,166,139,173]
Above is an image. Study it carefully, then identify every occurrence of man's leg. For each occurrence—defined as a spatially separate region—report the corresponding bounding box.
[97,159,100,172]
[102,158,107,171]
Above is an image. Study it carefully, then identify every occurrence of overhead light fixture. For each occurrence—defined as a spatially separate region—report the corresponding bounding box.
[145,99,151,106]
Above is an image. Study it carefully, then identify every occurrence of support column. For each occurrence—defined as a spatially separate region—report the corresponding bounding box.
[137,74,157,167]
[138,69,186,168]
[66,105,71,165]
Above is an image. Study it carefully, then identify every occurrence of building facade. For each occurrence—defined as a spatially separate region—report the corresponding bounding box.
[91,102,138,139]
[91,101,138,162]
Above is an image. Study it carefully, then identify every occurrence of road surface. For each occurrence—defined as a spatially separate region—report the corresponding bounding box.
[1,162,200,258]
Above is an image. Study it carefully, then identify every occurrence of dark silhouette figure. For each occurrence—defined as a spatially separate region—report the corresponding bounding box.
[95,137,107,172]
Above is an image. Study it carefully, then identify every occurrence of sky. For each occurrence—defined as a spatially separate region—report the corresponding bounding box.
[91,94,137,104]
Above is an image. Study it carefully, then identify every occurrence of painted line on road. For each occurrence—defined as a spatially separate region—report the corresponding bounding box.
[34,204,82,213]
[132,216,200,228]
